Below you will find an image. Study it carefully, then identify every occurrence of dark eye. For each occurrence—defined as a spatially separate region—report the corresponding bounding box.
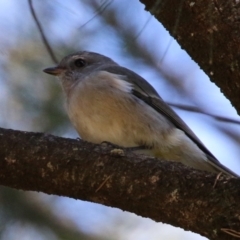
[74,59,86,68]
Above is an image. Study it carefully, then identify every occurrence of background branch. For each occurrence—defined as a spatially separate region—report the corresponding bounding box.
[140,0,240,115]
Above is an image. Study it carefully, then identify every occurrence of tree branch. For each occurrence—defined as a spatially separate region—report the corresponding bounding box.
[140,0,240,115]
[0,127,239,239]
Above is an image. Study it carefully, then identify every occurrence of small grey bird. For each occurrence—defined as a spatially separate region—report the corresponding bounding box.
[43,51,238,177]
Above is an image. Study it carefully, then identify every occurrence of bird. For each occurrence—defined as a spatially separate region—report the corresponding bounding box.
[43,51,238,177]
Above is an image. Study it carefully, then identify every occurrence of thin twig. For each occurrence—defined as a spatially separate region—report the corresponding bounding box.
[221,228,240,238]
[168,102,240,125]
[133,15,152,40]
[79,0,113,31]
[95,175,112,192]
[28,0,58,64]
[213,172,222,188]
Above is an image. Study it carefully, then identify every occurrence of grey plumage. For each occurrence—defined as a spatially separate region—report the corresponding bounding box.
[43,51,238,177]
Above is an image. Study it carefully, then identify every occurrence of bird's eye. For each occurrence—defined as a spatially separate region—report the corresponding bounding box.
[74,59,86,68]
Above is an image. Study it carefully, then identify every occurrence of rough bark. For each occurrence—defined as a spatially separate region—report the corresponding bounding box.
[139,0,240,115]
[0,127,239,239]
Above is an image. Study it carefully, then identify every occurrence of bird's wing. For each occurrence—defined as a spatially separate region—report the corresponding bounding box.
[104,65,238,177]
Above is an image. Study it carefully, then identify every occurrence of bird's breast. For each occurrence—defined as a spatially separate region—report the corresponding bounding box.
[66,72,141,146]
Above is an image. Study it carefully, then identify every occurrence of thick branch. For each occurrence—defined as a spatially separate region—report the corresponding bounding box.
[0,127,239,239]
[140,0,240,115]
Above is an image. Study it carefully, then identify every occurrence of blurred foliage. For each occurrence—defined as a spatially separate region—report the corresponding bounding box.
[0,187,104,240]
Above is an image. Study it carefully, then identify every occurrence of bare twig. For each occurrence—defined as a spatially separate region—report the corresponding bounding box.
[28,0,58,64]
[221,228,240,238]
[213,172,222,188]
[168,102,240,125]
[95,175,112,192]
[79,0,113,31]
[133,15,152,40]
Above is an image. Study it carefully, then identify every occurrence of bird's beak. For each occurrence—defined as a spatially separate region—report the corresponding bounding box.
[43,66,65,76]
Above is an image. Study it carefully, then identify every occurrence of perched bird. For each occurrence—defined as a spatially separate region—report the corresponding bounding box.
[43,51,238,177]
